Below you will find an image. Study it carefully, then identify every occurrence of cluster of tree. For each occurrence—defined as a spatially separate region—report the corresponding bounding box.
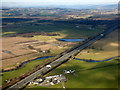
[53,19,118,27]
[18,32,60,37]
[2,18,33,23]
[89,14,117,19]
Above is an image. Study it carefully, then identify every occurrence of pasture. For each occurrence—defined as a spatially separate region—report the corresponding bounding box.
[75,29,118,60]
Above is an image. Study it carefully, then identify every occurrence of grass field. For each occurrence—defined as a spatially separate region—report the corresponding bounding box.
[75,29,118,60]
[28,29,119,88]
[42,59,119,88]
[3,23,105,39]
[2,21,107,87]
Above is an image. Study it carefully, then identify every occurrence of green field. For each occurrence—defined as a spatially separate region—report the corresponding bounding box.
[3,23,105,39]
[2,22,105,86]
[42,59,119,88]
[75,29,118,60]
[27,29,119,88]
[38,29,119,88]
[2,58,54,85]
[2,19,115,88]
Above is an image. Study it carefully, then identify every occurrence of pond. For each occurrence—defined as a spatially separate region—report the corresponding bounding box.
[57,39,85,42]
[2,50,11,54]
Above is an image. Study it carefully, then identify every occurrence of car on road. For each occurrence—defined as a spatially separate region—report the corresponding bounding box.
[46,65,51,69]
[100,33,104,36]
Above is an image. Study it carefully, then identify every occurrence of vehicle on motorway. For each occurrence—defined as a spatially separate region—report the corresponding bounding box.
[46,65,51,69]
[100,33,104,36]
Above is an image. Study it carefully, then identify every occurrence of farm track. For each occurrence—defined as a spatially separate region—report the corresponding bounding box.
[2,52,37,60]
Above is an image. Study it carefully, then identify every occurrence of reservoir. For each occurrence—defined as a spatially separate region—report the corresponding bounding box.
[57,39,85,42]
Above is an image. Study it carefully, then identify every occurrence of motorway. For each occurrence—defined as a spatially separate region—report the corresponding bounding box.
[7,25,118,89]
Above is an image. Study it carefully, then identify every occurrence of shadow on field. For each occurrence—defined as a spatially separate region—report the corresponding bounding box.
[2,19,108,39]
[81,63,119,72]
[48,61,119,88]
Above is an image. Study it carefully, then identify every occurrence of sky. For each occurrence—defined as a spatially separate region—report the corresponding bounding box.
[2,0,119,4]
[2,0,119,8]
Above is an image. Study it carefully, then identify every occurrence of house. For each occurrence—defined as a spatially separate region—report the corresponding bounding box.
[46,74,67,85]
[36,77,45,82]
[42,50,46,53]
[31,74,67,86]
[64,70,75,74]
[57,74,67,82]
[29,81,39,85]
[46,75,59,79]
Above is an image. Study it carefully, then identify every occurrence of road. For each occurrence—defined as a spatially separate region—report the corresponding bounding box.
[7,25,118,89]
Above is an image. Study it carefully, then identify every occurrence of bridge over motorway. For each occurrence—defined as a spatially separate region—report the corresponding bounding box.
[6,25,118,89]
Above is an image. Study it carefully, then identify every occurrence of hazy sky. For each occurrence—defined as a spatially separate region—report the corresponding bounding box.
[2,0,119,8]
[2,0,119,4]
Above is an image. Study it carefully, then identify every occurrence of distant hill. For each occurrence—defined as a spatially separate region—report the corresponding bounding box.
[59,4,118,10]
[2,2,118,10]
[88,4,118,10]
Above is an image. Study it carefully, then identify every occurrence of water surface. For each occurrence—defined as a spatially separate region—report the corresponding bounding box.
[57,39,85,42]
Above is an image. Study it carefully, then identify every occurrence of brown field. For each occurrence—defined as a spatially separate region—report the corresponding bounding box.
[2,53,38,70]
[2,37,35,59]
[2,36,76,70]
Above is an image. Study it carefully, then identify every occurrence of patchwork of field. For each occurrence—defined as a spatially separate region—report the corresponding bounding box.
[2,36,73,69]
[2,23,105,70]
[2,20,109,87]
[30,29,119,88]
